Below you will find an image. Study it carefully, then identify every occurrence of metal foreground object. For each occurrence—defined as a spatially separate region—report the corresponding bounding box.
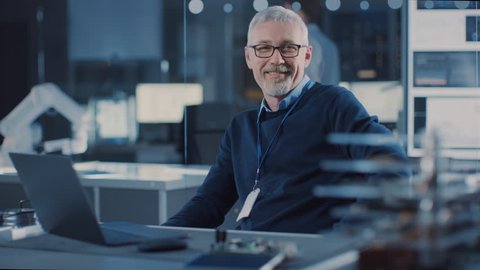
[316,131,480,269]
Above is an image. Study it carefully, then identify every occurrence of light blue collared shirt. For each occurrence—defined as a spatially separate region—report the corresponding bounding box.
[257,75,313,122]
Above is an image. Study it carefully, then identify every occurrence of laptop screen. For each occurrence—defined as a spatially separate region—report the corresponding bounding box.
[9,153,106,244]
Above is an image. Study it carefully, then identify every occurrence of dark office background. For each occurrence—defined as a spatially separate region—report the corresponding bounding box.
[0,0,402,161]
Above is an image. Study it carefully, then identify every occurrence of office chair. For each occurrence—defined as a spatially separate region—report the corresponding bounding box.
[183,103,236,165]
[183,103,245,229]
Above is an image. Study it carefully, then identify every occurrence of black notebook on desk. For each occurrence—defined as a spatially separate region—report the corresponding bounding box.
[9,153,185,246]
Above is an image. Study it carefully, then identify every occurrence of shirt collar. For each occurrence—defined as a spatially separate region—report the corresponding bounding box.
[257,75,312,122]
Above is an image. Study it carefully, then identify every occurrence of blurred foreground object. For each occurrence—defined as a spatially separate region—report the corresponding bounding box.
[317,131,480,269]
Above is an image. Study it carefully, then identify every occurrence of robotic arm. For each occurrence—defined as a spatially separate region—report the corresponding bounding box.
[0,83,88,166]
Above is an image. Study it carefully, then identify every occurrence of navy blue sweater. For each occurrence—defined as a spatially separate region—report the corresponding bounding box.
[164,83,407,233]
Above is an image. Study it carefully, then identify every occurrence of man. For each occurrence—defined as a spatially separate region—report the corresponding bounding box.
[164,6,407,233]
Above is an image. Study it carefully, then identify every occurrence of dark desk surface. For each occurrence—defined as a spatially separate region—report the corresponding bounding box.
[0,225,364,269]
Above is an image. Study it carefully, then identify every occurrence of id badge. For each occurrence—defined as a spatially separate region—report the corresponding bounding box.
[236,188,260,222]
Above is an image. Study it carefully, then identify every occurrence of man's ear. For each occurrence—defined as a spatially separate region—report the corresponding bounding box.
[304,45,312,68]
[245,47,253,69]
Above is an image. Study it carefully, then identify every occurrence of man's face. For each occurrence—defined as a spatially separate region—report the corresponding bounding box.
[245,21,312,98]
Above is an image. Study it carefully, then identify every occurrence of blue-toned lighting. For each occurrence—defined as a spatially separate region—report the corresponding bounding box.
[424,0,434,9]
[325,0,341,11]
[224,3,234,13]
[387,0,403,9]
[454,1,470,9]
[360,0,369,11]
[291,1,302,11]
[253,0,269,12]
[188,0,204,14]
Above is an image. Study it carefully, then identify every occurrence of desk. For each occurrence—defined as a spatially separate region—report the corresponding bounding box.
[0,162,210,225]
[0,225,362,270]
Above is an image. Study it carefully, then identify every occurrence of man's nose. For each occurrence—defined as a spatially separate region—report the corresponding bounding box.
[269,48,286,64]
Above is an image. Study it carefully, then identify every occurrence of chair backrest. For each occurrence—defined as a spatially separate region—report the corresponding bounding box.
[184,103,236,165]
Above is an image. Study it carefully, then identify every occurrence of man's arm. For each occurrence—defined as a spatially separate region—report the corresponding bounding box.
[163,126,238,228]
[328,89,409,179]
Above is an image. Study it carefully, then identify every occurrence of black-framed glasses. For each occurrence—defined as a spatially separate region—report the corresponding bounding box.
[247,44,307,58]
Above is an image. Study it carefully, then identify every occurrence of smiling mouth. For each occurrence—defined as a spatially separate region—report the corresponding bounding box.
[265,71,289,76]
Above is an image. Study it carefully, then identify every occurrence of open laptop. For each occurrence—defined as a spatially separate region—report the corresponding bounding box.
[9,152,184,246]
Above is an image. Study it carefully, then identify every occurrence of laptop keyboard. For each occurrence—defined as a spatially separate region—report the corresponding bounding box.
[99,221,187,246]
[101,227,147,246]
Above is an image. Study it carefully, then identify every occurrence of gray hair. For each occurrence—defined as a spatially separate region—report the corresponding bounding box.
[247,6,308,44]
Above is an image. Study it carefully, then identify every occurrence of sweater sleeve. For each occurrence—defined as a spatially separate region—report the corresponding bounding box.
[162,123,238,228]
[328,88,409,179]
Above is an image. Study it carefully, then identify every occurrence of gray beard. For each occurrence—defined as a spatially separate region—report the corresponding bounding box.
[264,78,291,97]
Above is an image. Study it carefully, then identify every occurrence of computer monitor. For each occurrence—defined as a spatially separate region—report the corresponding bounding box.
[135,83,203,124]
[413,51,478,88]
[92,97,136,144]
[426,97,480,149]
[346,81,403,124]
[410,96,480,159]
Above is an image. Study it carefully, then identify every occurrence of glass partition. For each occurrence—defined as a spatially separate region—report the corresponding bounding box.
[64,0,407,159]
